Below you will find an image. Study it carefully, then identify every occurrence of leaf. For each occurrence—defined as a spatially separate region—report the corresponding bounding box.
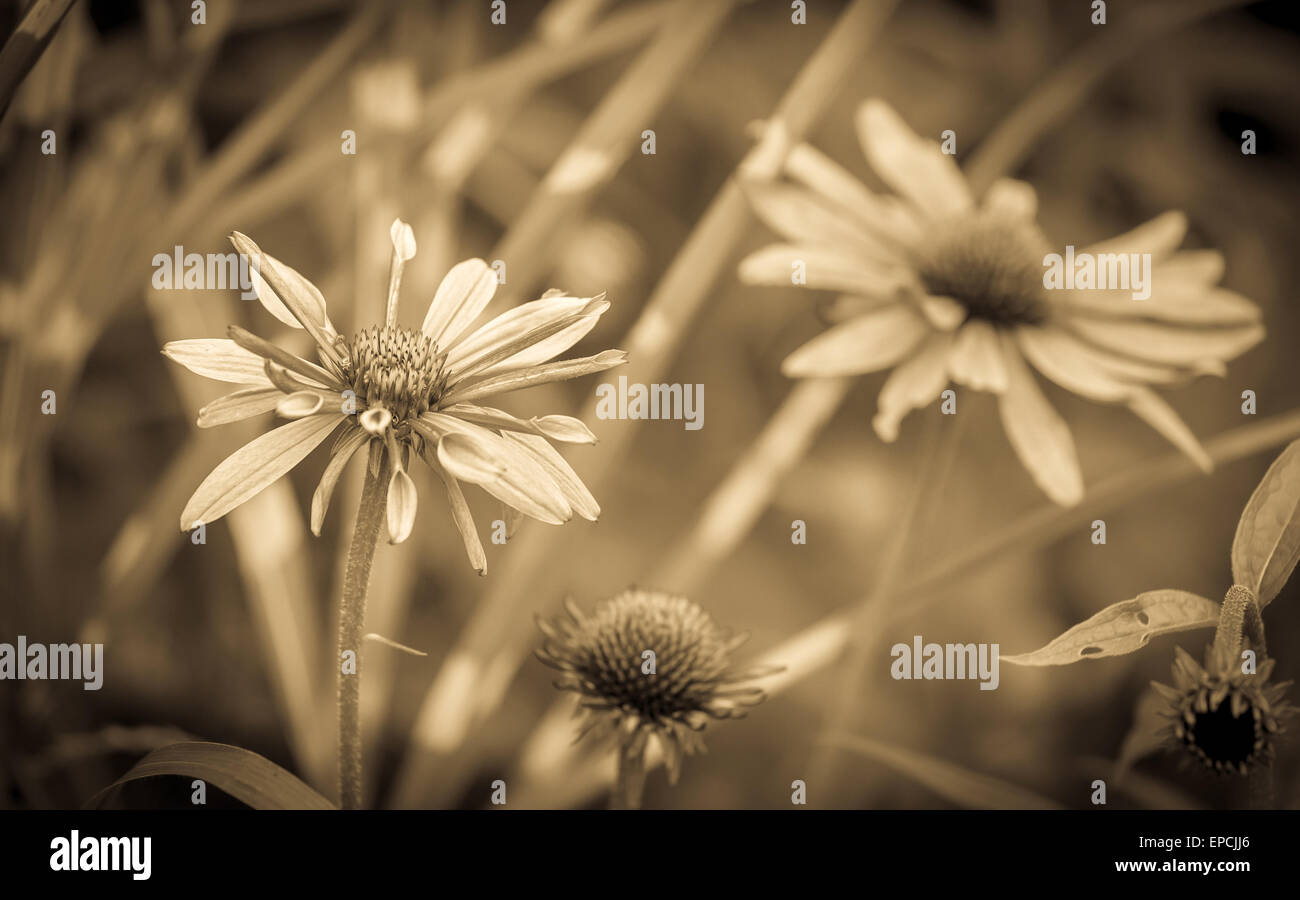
[823,734,1062,810]
[1231,439,1300,607]
[85,741,335,809]
[1003,590,1219,666]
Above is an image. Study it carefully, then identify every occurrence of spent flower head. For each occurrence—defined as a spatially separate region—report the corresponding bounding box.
[163,219,627,572]
[1153,642,1295,776]
[740,98,1264,506]
[535,588,779,783]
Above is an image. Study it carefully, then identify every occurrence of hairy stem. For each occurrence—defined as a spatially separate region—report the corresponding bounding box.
[337,447,391,810]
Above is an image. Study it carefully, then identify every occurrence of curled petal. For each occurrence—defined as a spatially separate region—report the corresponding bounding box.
[276,391,325,419]
[436,432,507,482]
[310,428,368,535]
[386,467,418,544]
[197,387,283,427]
[360,406,392,436]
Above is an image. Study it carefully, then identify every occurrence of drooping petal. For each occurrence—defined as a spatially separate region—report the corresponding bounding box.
[440,349,628,405]
[738,243,914,299]
[386,467,418,543]
[503,432,600,521]
[414,414,572,524]
[1016,326,1131,402]
[162,338,273,385]
[996,335,1083,506]
[948,320,1008,393]
[781,304,930,377]
[436,432,507,482]
[421,258,498,346]
[872,332,954,442]
[181,413,343,529]
[428,456,486,574]
[310,428,368,535]
[855,98,973,221]
[1126,388,1213,472]
[197,387,284,427]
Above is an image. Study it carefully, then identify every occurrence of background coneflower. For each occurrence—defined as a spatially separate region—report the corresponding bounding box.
[740,98,1263,506]
[536,589,779,809]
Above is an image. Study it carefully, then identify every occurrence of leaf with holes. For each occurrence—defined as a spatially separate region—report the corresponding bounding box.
[1231,439,1300,607]
[85,741,335,809]
[1003,590,1220,667]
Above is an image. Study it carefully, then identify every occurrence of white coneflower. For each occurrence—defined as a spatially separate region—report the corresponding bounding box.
[163,219,627,572]
[740,99,1264,506]
[536,589,778,808]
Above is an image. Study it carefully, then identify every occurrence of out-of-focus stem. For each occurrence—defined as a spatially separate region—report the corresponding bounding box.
[610,740,648,810]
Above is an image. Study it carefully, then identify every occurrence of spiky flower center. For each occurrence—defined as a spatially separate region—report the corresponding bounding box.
[348,325,446,422]
[913,215,1049,327]
[568,592,738,722]
[1177,685,1270,775]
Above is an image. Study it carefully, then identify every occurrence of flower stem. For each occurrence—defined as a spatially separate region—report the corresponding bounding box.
[610,740,648,810]
[811,412,966,789]
[1213,584,1266,660]
[337,446,390,810]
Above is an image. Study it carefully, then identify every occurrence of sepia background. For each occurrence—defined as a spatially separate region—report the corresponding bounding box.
[2,0,1299,810]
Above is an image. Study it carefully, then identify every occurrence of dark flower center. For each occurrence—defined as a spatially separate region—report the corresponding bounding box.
[569,593,735,723]
[1185,692,1260,771]
[913,215,1049,327]
[348,325,446,422]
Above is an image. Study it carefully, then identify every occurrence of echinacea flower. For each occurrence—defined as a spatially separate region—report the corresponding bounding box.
[535,588,778,784]
[1153,643,1294,775]
[163,219,627,572]
[740,99,1264,505]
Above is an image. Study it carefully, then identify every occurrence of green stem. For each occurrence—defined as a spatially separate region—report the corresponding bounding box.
[337,447,390,810]
[610,740,648,810]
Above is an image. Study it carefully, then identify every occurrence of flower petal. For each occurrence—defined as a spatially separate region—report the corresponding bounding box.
[430,460,486,574]
[386,467,418,543]
[276,391,325,418]
[503,432,599,520]
[162,338,273,385]
[1065,284,1261,326]
[227,325,339,388]
[436,432,507,482]
[873,332,954,442]
[181,414,343,529]
[996,334,1083,506]
[1067,317,1264,368]
[310,428,368,535]
[197,387,284,427]
[738,243,914,299]
[982,177,1037,221]
[855,98,973,220]
[949,320,1009,393]
[741,179,888,257]
[445,294,608,377]
[230,232,342,366]
[1082,211,1187,261]
[441,403,598,444]
[1016,326,1130,402]
[781,304,930,377]
[421,258,498,347]
[441,350,628,405]
[1126,388,1213,473]
[783,140,924,245]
